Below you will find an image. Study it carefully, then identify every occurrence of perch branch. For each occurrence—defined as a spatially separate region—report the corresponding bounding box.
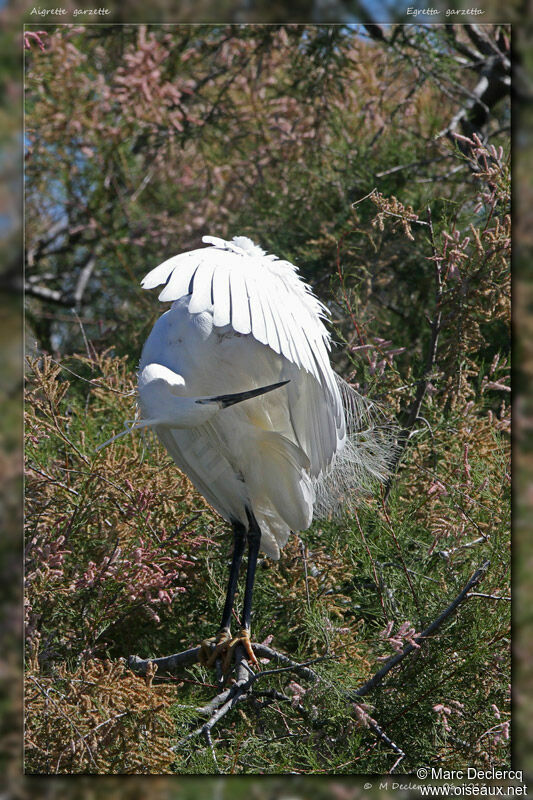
[128,647,201,675]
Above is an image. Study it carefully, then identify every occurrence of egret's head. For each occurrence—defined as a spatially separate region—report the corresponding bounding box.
[202,234,266,258]
[230,236,266,257]
[138,363,187,425]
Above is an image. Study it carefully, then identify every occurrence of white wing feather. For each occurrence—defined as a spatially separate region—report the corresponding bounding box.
[157,259,199,302]
[246,273,268,345]
[255,283,281,354]
[143,250,200,293]
[228,267,252,334]
[188,260,216,314]
[211,262,232,327]
[264,287,291,359]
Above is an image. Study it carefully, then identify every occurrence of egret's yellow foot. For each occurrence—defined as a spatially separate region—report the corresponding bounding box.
[198,629,232,666]
[198,628,259,672]
[221,628,259,673]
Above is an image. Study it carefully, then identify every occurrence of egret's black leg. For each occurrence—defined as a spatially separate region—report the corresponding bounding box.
[218,519,247,634]
[241,509,262,636]
[202,512,261,670]
[201,520,247,668]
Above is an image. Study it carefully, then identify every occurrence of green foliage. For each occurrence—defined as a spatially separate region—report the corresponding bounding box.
[24,24,510,775]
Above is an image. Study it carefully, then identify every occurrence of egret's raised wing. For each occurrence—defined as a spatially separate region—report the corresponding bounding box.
[141,237,340,408]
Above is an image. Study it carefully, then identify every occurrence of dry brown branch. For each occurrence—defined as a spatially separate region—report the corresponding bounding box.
[28,676,98,771]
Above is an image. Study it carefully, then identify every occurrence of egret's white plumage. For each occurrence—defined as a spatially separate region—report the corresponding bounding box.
[138,235,392,559]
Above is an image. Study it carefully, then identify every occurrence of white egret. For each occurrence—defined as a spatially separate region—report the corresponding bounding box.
[136,235,393,667]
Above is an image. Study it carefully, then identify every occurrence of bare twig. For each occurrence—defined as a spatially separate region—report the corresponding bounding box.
[467,592,510,601]
[251,644,324,684]
[351,703,405,767]
[26,464,80,497]
[384,206,442,501]
[389,752,406,774]
[438,536,489,558]
[129,639,328,758]
[436,57,510,151]
[368,717,405,762]
[49,357,136,397]
[128,643,325,685]
[351,560,489,699]
[25,253,97,310]
[171,644,253,751]
[375,154,451,179]
[73,256,96,309]
[298,536,311,611]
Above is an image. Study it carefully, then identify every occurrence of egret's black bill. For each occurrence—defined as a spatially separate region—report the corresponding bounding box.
[197,380,290,408]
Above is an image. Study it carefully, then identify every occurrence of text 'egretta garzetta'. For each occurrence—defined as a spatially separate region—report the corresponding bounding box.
[135,235,393,669]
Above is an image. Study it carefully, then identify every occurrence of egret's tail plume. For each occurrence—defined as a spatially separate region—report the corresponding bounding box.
[313,376,398,518]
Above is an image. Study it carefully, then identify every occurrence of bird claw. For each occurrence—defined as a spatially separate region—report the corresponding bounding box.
[233,628,260,669]
[198,629,231,666]
[198,628,259,673]
[198,637,215,666]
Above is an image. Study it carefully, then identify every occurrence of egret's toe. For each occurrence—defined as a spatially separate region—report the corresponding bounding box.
[199,628,259,672]
[202,629,232,668]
